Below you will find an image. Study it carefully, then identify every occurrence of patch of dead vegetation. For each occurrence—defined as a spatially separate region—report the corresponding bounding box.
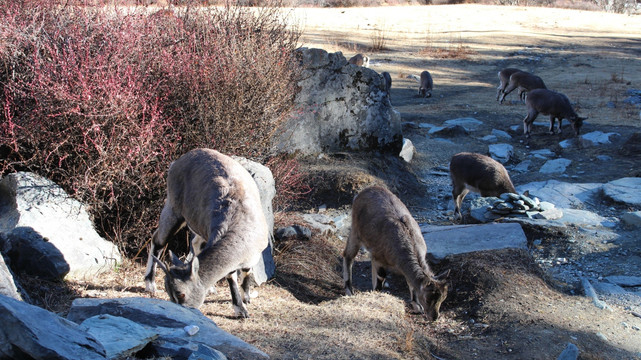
[301,153,427,210]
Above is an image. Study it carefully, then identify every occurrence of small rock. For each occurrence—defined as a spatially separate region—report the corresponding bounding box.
[559,139,575,148]
[622,211,641,227]
[580,131,621,147]
[539,158,572,174]
[530,149,555,158]
[399,138,415,162]
[443,117,483,131]
[481,134,498,142]
[275,225,312,241]
[519,194,538,208]
[557,343,579,360]
[513,160,531,173]
[429,125,469,137]
[491,129,512,139]
[531,208,564,220]
[184,325,200,336]
[489,143,513,164]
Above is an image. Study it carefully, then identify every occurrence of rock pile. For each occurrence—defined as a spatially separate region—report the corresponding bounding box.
[468,192,563,223]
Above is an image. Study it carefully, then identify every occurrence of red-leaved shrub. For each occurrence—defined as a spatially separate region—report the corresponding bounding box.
[0,0,301,256]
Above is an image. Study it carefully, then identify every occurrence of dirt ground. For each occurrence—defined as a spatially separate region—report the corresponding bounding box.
[22,5,641,360]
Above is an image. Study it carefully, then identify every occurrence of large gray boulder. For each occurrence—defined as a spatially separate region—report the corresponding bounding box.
[0,172,121,280]
[0,294,107,359]
[275,48,402,155]
[232,157,276,285]
[67,297,268,360]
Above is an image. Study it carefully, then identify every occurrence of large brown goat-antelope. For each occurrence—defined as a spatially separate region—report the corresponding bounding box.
[449,152,516,221]
[498,71,547,104]
[418,70,433,98]
[343,186,449,321]
[523,88,586,138]
[144,148,268,317]
[496,68,522,102]
[348,53,370,67]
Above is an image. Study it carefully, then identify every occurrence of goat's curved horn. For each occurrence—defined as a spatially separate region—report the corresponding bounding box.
[169,250,184,267]
[152,255,170,274]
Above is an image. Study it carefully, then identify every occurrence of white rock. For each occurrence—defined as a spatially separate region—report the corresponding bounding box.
[580,131,621,147]
[0,172,121,280]
[539,158,572,174]
[399,138,415,162]
[603,178,641,206]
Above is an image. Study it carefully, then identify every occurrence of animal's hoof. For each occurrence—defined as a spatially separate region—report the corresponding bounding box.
[345,288,354,296]
[234,306,250,318]
[145,281,157,294]
[410,301,424,314]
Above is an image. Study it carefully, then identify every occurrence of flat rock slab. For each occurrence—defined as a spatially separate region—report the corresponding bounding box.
[67,297,268,360]
[605,276,641,287]
[603,177,641,206]
[421,223,527,259]
[539,158,571,174]
[517,180,602,209]
[580,131,621,146]
[507,209,614,228]
[81,314,158,359]
[0,294,106,359]
[444,117,483,131]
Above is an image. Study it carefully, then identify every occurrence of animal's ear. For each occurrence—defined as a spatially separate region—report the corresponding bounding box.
[169,250,184,267]
[523,190,530,198]
[152,255,170,275]
[191,256,200,276]
[434,269,450,281]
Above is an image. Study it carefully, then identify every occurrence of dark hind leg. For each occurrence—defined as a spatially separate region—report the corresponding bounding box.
[343,227,361,296]
[452,182,469,222]
[499,82,517,104]
[227,270,250,318]
[523,110,539,138]
[371,259,387,291]
[144,203,185,293]
[239,268,254,304]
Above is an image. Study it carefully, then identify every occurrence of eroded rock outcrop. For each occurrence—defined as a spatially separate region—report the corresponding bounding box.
[275,48,402,155]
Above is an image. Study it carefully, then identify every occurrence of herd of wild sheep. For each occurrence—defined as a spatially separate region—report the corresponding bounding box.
[143,55,588,322]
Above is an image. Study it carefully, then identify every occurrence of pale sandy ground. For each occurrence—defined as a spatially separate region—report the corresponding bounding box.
[290,5,641,51]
